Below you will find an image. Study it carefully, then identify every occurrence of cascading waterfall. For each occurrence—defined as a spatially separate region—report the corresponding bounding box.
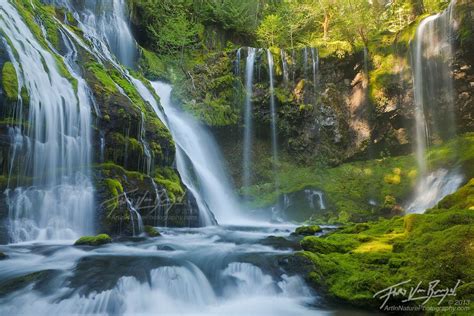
[242,48,256,189]
[303,47,308,79]
[50,0,247,225]
[280,49,289,86]
[266,50,279,187]
[407,0,462,213]
[150,82,244,225]
[310,47,319,92]
[0,1,94,242]
[46,0,137,68]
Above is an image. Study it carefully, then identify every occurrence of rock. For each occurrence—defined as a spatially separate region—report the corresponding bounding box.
[74,234,112,246]
[144,225,161,237]
[156,245,175,251]
[0,252,7,260]
[294,225,322,236]
[260,236,302,250]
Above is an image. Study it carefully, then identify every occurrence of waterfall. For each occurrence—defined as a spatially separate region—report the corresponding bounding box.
[150,82,244,225]
[1,2,94,242]
[46,0,137,68]
[408,0,461,213]
[235,48,241,75]
[266,50,279,188]
[139,112,152,175]
[310,48,319,92]
[280,49,289,85]
[242,48,256,189]
[49,0,250,225]
[303,48,308,79]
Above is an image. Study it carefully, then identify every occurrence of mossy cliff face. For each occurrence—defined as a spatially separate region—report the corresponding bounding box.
[0,1,199,241]
[297,183,474,310]
[245,133,474,223]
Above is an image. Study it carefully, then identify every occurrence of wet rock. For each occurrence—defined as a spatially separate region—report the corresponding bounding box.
[260,236,302,250]
[294,225,322,236]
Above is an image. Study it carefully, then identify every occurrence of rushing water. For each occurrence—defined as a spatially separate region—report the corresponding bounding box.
[267,50,279,188]
[409,1,460,212]
[242,48,257,189]
[0,225,342,315]
[1,1,94,242]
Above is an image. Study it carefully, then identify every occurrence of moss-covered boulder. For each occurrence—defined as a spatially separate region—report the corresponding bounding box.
[144,225,160,237]
[294,225,322,236]
[74,234,112,246]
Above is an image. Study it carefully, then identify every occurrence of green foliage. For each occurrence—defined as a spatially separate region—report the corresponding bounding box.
[74,234,112,246]
[2,62,19,100]
[256,14,285,47]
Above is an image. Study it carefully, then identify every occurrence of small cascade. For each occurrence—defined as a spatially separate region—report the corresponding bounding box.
[123,191,144,236]
[409,1,460,212]
[280,49,289,86]
[406,169,463,213]
[310,47,319,92]
[303,48,309,79]
[266,50,279,188]
[151,82,244,225]
[234,48,242,75]
[242,48,257,189]
[304,189,325,210]
[139,112,152,175]
[1,2,94,242]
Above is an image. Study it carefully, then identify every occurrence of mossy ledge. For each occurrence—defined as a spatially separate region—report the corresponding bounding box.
[298,198,474,309]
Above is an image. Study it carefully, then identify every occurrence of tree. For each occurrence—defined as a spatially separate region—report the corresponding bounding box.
[256,14,285,47]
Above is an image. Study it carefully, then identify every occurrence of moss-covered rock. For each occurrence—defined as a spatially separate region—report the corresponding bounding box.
[2,62,18,100]
[294,225,322,236]
[144,225,160,237]
[74,234,112,246]
[299,207,474,309]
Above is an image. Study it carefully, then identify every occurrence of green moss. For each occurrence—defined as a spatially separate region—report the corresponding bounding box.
[295,225,322,236]
[139,48,168,80]
[144,225,161,237]
[300,208,474,308]
[86,62,118,96]
[74,234,112,246]
[104,178,123,212]
[2,62,19,100]
[154,167,184,203]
